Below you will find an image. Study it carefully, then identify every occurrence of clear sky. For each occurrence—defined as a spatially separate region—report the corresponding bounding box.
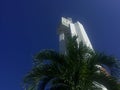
[1,0,120,90]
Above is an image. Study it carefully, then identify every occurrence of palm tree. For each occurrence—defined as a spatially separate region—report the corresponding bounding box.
[24,36,120,90]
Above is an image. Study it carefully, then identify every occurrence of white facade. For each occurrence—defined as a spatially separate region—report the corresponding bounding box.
[58,17,93,54]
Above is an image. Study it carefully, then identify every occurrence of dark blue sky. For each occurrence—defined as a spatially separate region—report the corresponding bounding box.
[1,0,120,90]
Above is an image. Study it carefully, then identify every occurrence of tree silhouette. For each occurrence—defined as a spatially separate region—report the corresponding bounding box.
[24,36,120,90]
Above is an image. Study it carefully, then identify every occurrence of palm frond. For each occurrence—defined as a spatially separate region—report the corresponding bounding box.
[34,49,66,66]
[96,53,117,67]
[93,72,120,90]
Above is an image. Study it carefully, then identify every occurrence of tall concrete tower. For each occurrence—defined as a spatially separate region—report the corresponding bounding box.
[58,17,107,90]
[58,17,93,54]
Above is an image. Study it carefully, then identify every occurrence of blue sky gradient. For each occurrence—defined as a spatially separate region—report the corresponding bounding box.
[1,0,120,90]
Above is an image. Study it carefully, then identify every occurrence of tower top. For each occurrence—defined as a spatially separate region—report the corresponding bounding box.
[61,17,72,27]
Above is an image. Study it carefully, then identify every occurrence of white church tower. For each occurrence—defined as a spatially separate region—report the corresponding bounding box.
[58,17,93,54]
